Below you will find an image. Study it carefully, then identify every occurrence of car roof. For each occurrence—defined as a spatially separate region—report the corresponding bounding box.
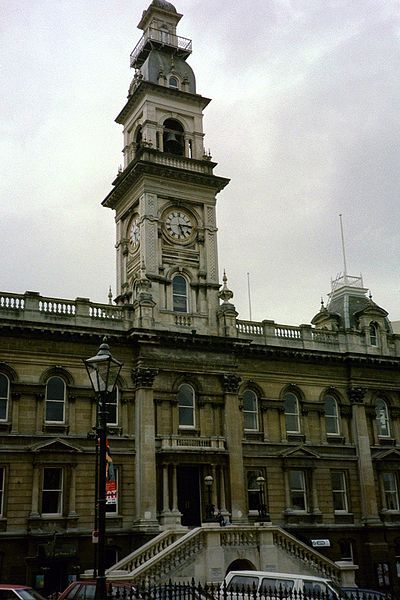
[226,571,331,582]
[0,585,31,589]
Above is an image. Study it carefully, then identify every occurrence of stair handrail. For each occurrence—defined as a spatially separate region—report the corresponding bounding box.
[106,529,185,575]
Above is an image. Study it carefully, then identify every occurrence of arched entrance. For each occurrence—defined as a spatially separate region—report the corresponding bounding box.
[225,559,257,575]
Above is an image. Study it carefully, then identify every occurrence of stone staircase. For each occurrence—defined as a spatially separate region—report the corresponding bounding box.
[106,525,357,587]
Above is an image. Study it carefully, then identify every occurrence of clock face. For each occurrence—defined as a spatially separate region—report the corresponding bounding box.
[129,217,140,249]
[165,210,193,241]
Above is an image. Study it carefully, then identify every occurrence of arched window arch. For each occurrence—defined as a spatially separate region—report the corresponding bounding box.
[243,390,259,431]
[283,391,300,433]
[172,274,188,313]
[324,394,340,435]
[45,376,65,423]
[169,76,179,89]
[163,118,184,156]
[177,383,195,428]
[0,374,9,421]
[369,322,378,346]
[376,398,390,437]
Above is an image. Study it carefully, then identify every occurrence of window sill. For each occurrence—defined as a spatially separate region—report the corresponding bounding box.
[326,435,345,444]
[43,424,69,434]
[286,433,305,443]
[378,437,396,446]
[334,512,354,524]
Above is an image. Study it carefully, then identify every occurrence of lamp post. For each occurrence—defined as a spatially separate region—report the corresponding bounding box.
[84,339,122,600]
[204,475,214,522]
[256,475,270,523]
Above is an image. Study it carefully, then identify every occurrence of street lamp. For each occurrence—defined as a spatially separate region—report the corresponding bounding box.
[204,475,214,522]
[256,475,270,523]
[84,339,122,600]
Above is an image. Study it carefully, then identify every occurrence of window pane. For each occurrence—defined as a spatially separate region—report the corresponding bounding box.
[107,387,118,425]
[179,407,194,426]
[243,390,258,431]
[244,412,257,430]
[45,401,64,422]
[178,384,195,427]
[331,471,348,511]
[284,393,299,433]
[42,468,62,514]
[0,399,7,421]
[173,276,188,313]
[47,377,65,401]
[0,374,8,398]
[289,471,306,511]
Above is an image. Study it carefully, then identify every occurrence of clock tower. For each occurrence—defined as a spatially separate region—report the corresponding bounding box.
[102,0,229,335]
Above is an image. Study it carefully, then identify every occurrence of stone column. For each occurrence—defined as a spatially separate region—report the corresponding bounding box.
[68,465,78,518]
[133,367,159,531]
[223,373,247,523]
[348,387,380,523]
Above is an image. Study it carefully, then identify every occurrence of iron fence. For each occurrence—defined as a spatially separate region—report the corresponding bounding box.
[102,580,393,600]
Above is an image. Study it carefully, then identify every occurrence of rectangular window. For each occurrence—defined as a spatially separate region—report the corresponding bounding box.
[42,467,63,515]
[382,472,399,511]
[289,470,307,511]
[247,471,261,511]
[331,471,348,512]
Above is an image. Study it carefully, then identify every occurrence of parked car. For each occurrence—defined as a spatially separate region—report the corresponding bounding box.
[222,570,341,599]
[58,580,137,599]
[0,585,47,600]
[340,588,389,599]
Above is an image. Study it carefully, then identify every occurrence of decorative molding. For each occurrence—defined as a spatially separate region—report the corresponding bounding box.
[133,367,158,388]
[347,387,366,404]
[223,373,241,393]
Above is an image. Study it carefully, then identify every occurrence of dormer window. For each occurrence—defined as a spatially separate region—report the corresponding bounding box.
[369,322,378,346]
[169,76,179,89]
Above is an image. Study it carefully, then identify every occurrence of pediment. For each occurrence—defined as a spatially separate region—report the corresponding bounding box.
[280,445,320,459]
[30,438,82,454]
[373,447,400,461]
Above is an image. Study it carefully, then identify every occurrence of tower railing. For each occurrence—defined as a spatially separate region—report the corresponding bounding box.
[130,28,192,67]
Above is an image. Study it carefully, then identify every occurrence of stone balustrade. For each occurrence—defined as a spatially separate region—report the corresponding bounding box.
[107,525,356,587]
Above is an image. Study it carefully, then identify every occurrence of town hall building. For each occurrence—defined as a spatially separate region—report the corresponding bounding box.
[1,0,400,595]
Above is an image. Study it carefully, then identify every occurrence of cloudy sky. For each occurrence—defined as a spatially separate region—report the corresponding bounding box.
[1,0,400,326]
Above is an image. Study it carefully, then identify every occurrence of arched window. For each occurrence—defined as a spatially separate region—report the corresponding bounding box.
[173,275,188,313]
[177,383,195,428]
[163,118,184,156]
[0,374,10,421]
[169,76,179,89]
[324,394,340,435]
[45,376,65,423]
[369,322,378,346]
[243,390,259,431]
[376,398,390,437]
[284,391,300,433]
[107,386,119,426]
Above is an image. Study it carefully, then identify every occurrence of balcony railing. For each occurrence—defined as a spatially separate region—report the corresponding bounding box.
[130,28,192,68]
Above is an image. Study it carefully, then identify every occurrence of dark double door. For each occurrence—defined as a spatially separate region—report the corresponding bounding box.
[177,466,201,526]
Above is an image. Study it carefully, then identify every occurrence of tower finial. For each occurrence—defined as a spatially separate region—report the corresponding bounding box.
[339,213,349,282]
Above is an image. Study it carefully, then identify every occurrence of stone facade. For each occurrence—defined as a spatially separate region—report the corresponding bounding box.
[1,0,400,596]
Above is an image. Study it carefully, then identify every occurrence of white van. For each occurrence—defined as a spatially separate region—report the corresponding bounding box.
[222,570,341,599]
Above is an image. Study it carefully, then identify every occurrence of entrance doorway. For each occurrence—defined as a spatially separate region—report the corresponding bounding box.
[177,466,201,526]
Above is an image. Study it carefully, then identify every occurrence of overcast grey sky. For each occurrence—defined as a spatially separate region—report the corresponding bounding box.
[1,0,400,326]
